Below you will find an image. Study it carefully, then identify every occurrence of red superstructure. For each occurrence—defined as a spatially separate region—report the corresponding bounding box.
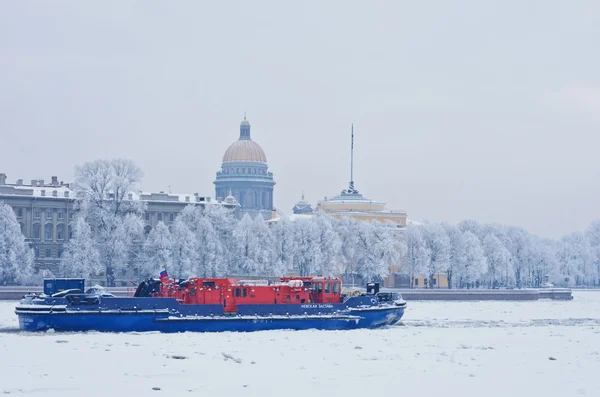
[154,276,342,313]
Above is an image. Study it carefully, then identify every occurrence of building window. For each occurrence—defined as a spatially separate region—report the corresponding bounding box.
[144,225,151,235]
[33,224,41,239]
[57,224,64,240]
[58,248,63,258]
[145,212,150,221]
[58,211,64,219]
[19,222,25,234]
[45,248,52,258]
[46,210,52,220]
[44,224,53,240]
[17,208,23,217]
[158,213,162,221]
[34,210,40,219]
[34,247,39,258]
[169,213,174,222]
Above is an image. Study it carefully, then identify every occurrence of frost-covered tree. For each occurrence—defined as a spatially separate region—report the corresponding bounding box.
[293,219,321,276]
[442,223,465,288]
[203,204,237,273]
[586,221,600,286]
[232,214,274,275]
[177,206,226,277]
[482,234,511,288]
[311,214,342,276]
[170,218,199,278]
[139,222,173,278]
[73,159,145,286]
[271,217,296,276]
[457,219,483,240]
[556,232,595,286]
[528,238,558,287]
[460,231,488,288]
[352,221,400,282]
[421,222,450,288]
[336,216,360,283]
[505,226,529,288]
[405,225,429,288]
[59,213,101,278]
[0,202,33,285]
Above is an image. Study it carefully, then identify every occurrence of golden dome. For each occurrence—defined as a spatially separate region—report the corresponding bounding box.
[222,139,267,163]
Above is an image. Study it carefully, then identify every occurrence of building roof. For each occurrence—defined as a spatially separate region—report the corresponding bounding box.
[222,139,267,163]
[222,117,268,163]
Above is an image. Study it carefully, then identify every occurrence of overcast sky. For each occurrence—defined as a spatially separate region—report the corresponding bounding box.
[1,1,599,239]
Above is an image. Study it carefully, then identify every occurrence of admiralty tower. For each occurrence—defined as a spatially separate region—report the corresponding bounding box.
[214,116,275,220]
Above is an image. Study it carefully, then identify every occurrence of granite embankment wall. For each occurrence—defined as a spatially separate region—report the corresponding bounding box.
[0,286,573,300]
[385,288,573,301]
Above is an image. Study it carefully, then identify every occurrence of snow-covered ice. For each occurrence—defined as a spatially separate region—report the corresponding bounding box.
[1,292,600,397]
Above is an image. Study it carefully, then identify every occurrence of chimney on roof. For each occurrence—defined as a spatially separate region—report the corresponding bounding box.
[39,180,44,186]
[185,196,190,202]
[31,180,37,187]
[41,190,46,196]
[0,173,6,185]
[64,191,69,198]
[52,190,57,197]
[128,193,133,200]
[51,176,58,186]
[17,179,23,186]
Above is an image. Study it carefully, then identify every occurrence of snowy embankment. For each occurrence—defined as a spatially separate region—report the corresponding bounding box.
[1,292,599,397]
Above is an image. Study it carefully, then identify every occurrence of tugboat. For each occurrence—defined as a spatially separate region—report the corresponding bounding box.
[15,272,406,333]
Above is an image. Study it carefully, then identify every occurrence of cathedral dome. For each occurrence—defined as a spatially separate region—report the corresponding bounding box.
[222,117,267,163]
[222,139,267,163]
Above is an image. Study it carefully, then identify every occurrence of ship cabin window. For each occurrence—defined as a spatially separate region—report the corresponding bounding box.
[324,283,330,294]
[296,295,300,301]
[317,283,322,294]
[285,295,290,301]
[203,281,215,288]
[234,288,240,297]
[333,283,339,294]
[234,288,247,298]
[242,288,247,297]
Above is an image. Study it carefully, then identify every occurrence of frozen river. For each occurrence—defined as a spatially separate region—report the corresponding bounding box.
[1,292,600,397]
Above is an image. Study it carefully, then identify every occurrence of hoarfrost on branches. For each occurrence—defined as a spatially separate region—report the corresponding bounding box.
[482,234,511,288]
[0,202,33,285]
[460,231,488,287]
[139,222,173,278]
[232,214,274,276]
[442,223,466,289]
[59,212,101,279]
[421,222,450,288]
[170,218,198,279]
[72,159,145,286]
[405,225,429,288]
[271,217,296,277]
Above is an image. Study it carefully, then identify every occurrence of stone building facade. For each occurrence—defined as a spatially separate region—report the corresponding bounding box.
[214,117,275,220]
[0,173,239,276]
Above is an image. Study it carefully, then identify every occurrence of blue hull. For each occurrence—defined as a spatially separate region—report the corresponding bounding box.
[15,296,405,333]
